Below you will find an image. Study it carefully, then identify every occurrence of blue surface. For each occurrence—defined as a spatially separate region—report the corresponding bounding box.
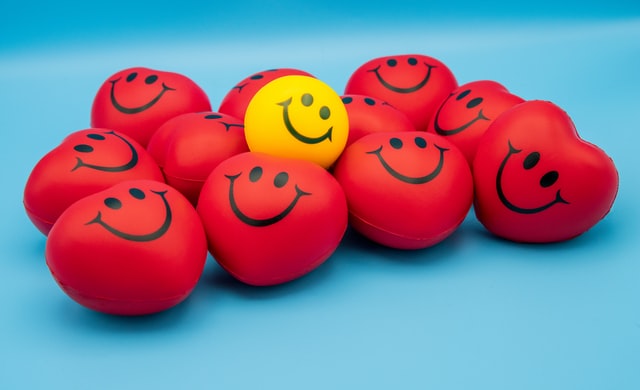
[1,2,639,389]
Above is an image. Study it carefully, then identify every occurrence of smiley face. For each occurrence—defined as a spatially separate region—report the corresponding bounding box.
[71,130,138,172]
[146,111,249,204]
[23,129,163,235]
[218,68,314,121]
[197,152,348,286]
[45,179,208,315]
[278,93,333,144]
[366,136,448,184]
[496,140,569,214]
[428,80,524,164]
[367,56,436,93]
[109,70,176,114]
[226,166,311,227]
[345,54,458,132]
[244,75,349,168]
[86,187,172,242]
[341,94,415,146]
[333,131,473,249]
[433,89,490,136]
[472,100,619,243]
[91,67,211,147]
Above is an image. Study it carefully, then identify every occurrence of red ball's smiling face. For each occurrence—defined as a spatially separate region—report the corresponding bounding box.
[197,152,348,286]
[427,80,524,164]
[91,67,211,147]
[344,54,457,132]
[23,129,163,235]
[472,100,619,243]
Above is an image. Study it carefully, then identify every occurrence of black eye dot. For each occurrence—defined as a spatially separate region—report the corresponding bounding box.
[273,172,289,188]
[466,97,483,109]
[319,106,330,120]
[250,74,264,80]
[341,96,353,104]
[205,114,223,120]
[74,144,93,153]
[301,93,314,107]
[540,171,559,188]
[390,137,403,149]
[126,72,137,82]
[414,137,427,148]
[457,89,471,100]
[249,166,263,182]
[104,197,122,209]
[387,59,398,67]
[364,97,376,106]
[407,57,418,66]
[87,133,105,140]
[523,152,540,170]
[129,188,145,200]
[145,75,158,84]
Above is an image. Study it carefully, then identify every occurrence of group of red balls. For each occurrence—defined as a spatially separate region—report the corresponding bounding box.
[23,54,618,316]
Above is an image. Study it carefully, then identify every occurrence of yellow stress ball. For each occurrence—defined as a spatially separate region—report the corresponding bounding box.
[244,75,349,168]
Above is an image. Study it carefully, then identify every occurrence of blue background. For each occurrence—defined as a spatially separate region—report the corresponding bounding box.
[1,1,639,388]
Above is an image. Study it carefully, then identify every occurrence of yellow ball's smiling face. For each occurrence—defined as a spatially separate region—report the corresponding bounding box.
[244,75,349,168]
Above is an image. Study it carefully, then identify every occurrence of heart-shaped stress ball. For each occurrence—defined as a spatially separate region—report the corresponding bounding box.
[197,152,348,286]
[333,131,473,249]
[472,100,619,243]
[91,67,211,147]
[45,179,207,315]
[24,129,164,235]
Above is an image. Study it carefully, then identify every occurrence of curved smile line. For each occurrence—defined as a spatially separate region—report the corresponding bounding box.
[226,173,311,227]
[366,144,448,184]
[109,78,176,114]
[71,131,139,172]
[496,140,569,214]
[433,94,491,136]
[367,62,436,94]
[85,190,172,241]
[278,98,333,144]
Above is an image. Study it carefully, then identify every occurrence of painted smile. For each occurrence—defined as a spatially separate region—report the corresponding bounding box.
[366,143,448,184]
[71,131,138,172]
[86,190,172,242]
[277,98,333,144]
[109,77,175,114]
[496,140,569,214]
[433,93,490,136]
[226,172,311,227]
[367,62,436,94]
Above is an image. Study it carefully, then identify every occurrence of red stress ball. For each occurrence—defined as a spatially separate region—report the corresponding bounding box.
[146,111,249,205]
[472,100,619,243]
[23,128,164,235]
[197,152,348,286]
[91,67,211,147]
[344,54,457,132]
[46,179,208,315]
[427,80,524,165]
[333,131,473,249]
[341,94,415,147]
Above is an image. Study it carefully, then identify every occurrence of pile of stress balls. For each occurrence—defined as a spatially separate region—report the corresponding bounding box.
[23,54,619,316]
